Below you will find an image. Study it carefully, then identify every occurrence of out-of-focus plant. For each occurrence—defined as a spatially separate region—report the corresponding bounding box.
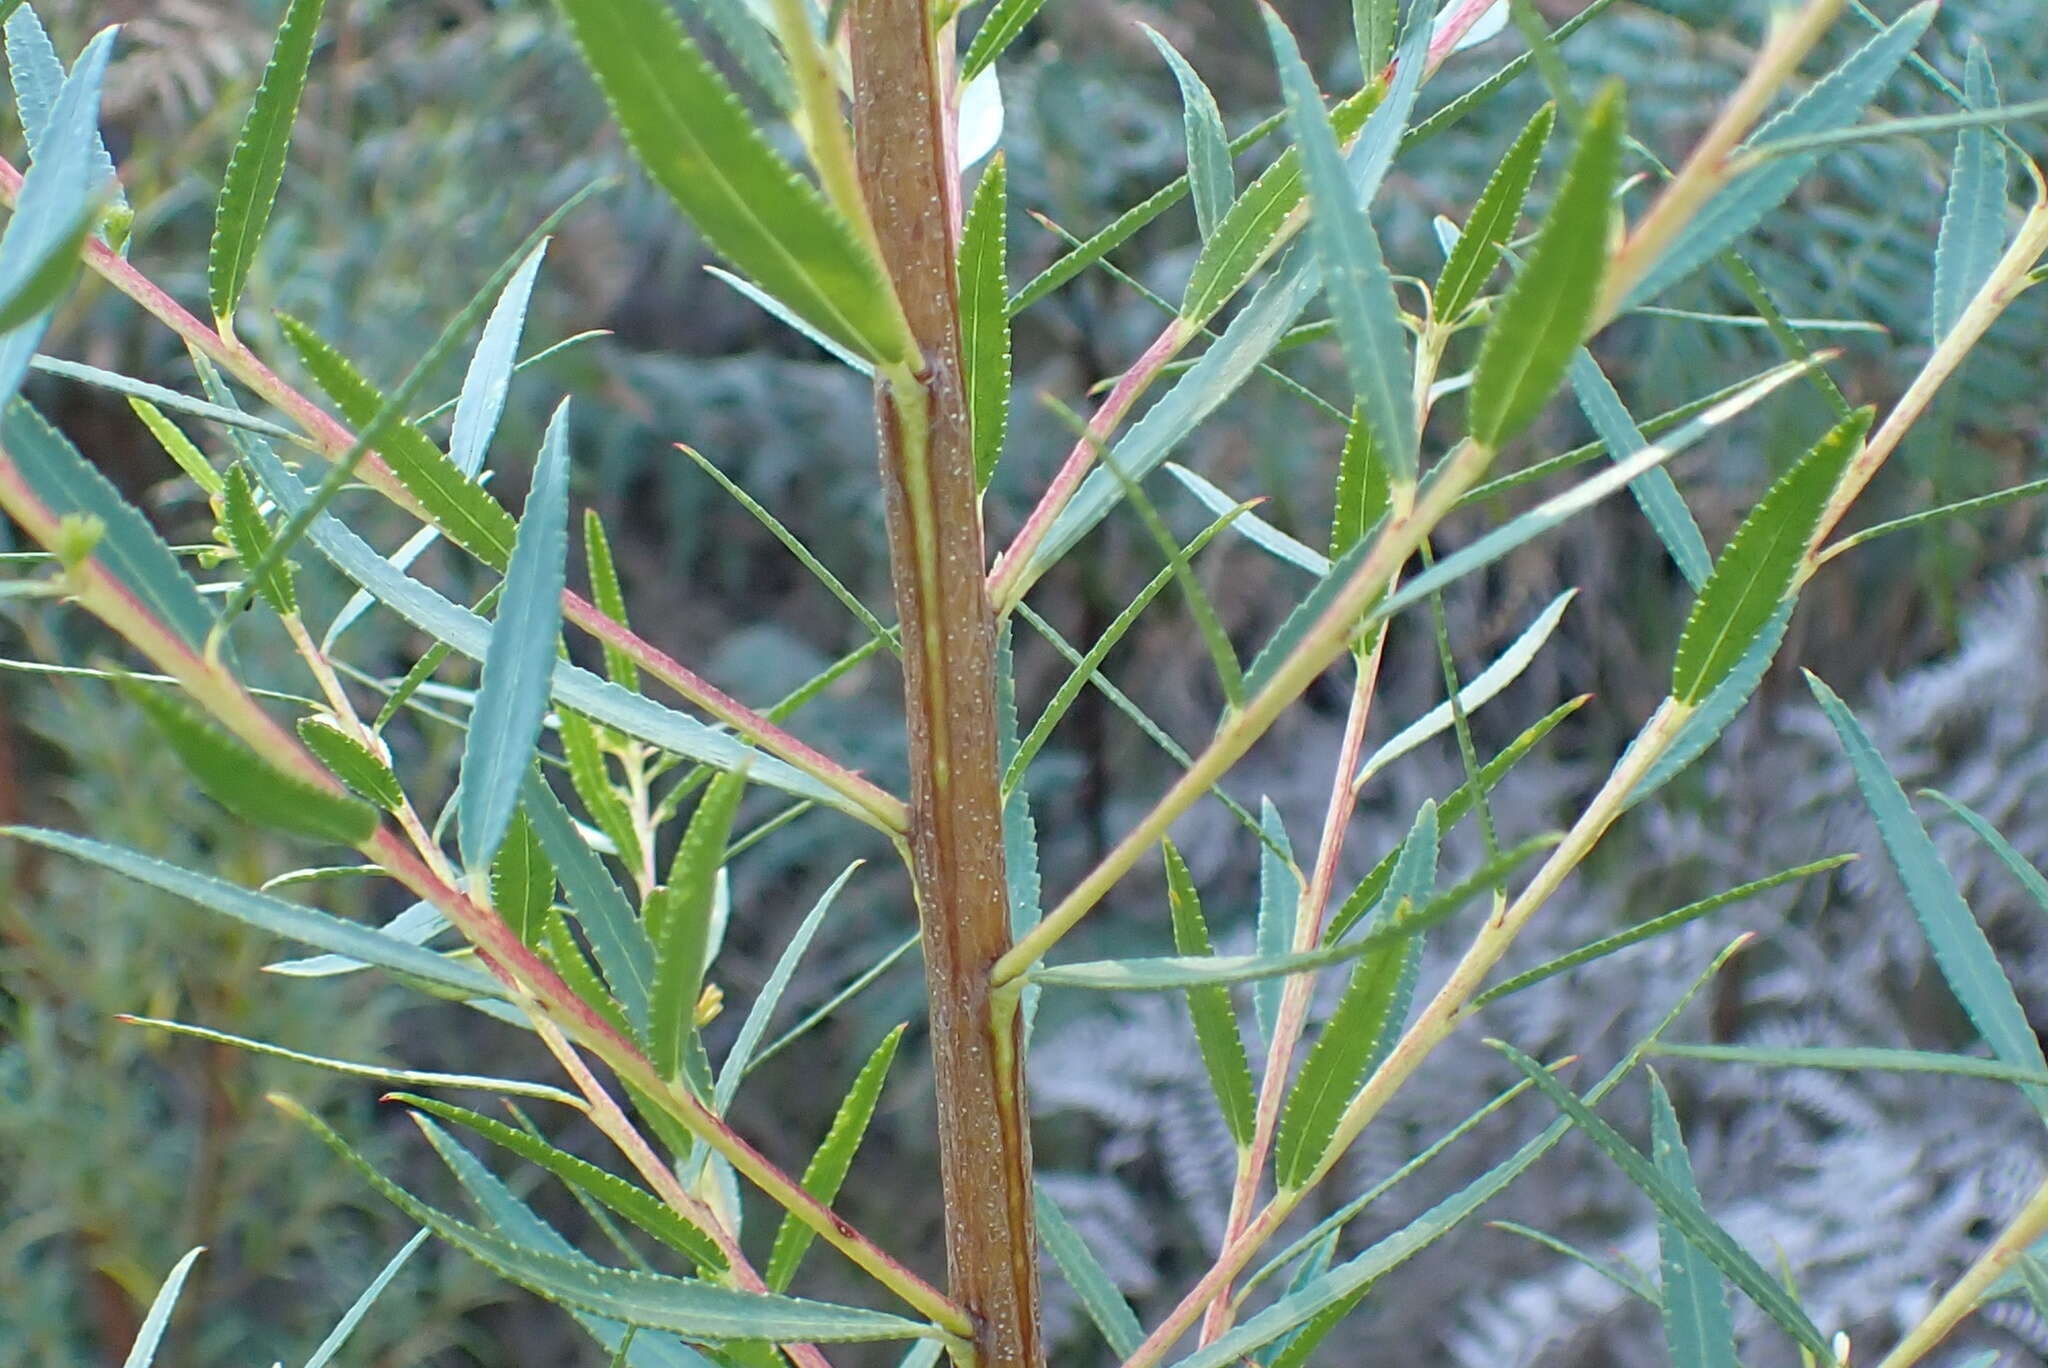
[3,2,2048,1366]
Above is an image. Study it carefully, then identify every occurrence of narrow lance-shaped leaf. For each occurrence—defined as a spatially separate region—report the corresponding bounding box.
[1266,5,1415,478]
[1274,801,1436,1190]
[1165,840,1257,1147]
[648,769,747,1079]
[1434,103,1553,324]
[391,1093,728,1272]
[958,154,1011,492]
[961,0,1051,82]
[451,240,549,477]
[522,772,655,1036]
[583,508,640,688]
[1568,349,1711,589]
[1671,409,1870,704]
[220,463,298,615]
[1469,81,1622,448]
[765,1024,905,1290]
[1931,42,2009,341]
[1926,791,2048,921]
[118,679,377,846]
[714,861,863,1111]
[1254,797,1298,1043]
[297,715,403,811]
[128,398,222,499]
[3,827,499,997]
[459,399,574,880]
[283,1100,934,1344]
[552,0,913,366]
[3,6,124,236]
[1354,0,1396,74]
[209,0,328,326]
[1329,406,1390,560]
[1035,1183,1144,1359]
[1805,673,2048,1121]
[489,807,557,946]
[1496,1042,1834,1359]
[1648,1073,1739,1368]
[301,1230,431,1368]
[121,1247,205,1368]
[1144,27,1234,240]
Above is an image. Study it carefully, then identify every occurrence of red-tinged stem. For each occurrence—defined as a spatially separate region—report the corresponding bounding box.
[0,158,907,837]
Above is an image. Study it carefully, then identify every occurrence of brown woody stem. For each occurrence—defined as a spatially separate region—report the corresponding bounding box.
[848,2,1042,1364]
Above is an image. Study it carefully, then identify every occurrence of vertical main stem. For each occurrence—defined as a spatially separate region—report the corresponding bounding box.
[848,4,1042,1366]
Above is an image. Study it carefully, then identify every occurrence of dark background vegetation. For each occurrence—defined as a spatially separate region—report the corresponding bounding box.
[3,0,2046,1363]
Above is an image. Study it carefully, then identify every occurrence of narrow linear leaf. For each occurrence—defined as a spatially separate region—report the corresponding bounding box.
[1672,408,1870,703]
[302,1230,431,1368]
[1648,1073,1739,1368]
[524,770,654,1034]
[209,0,328,324]
[1274,801,1436,1189]
[121,1247,205,1368]
[649,768,747,1079]
[959,155,1010,491]
[714,861,861,1112]
[281,315,519,569]
[1495,1041,1833,1359]
[1165,840,1257,1146]
[1806,673,2048,1118]
[553,0,912,366]
[5,827,498,997]
[765,1024,904,1290]
[489,806,557,946]
[1144,27,1234,240]
[221,463,299,615]
[705,266,874,376]
[1435,103,1554,323]
[1266,5,1415,479]
[392,1093,727,1271]
[120,1015,581,1106]
[129,398,223,497]
[50,358,302,445]
[1931,43,2010,340]
[1469,81,1622,448]
[583,509,640,688]
[1925,791,2048,920]
[119,680,376,845]
[1629,602,1792,809]
[1028,927,1421,992]
[3,7,122,231]
[451,240,549,477]
[460,399,574,878]
[1568,350,1712,588]
[1329,405,1391,559]
[285,1101,933,1343]
[1652,1043,2048,1090]
[560,709,647,883]
[1254,797,1299,1043]
[297,716,403,811]
[1034,1183,1144,1358]
[1166,463,1329,575]
[961,0,1050,82]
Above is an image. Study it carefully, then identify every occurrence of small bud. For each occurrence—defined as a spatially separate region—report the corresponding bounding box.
[694,981,725,1027]
[52,512,104,571]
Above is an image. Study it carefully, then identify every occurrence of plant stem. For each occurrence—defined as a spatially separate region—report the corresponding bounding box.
[847,2,1041,1363]
[1875,1171,2048,1368]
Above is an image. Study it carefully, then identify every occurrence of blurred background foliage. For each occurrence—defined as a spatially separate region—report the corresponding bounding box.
[2,0,2046,1363]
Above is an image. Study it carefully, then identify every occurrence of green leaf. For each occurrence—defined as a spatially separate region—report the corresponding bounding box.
[1806,672,2048,1119]
[119,1014,581,1106]
[1035,1182,1143,1358]
[208,0,327,325]
[460,399,574,878]
[1328,405,1390,560]
[714,861,860,1111]
[1434,104,1553,324]
[1495,1041,1833,1359]
[553,0,912,366]
[1671,409,1868,704]
[1630,602,1792,809]
[1648,1073,1738,1368]
[121,1247,205,1368]
[675,0,793,110]
[6,827,498,997]
[524,770,654,1034]
[583,509,640,688]
[1166,463,1328,575]
[1469,81,1622,448]
[1926,791,2048,920]
[1354,0,1395,74]
[1932,44,2010,340]
[705,266,874,376]
[1029,929,1414,992]
[1627,4,1937,308]
[959,154,1010,492]
[1164,840,1257,1147]
[128,398,224,498]
[51,359,299,446]
[560,709,647,883]
[1266,6,1414,480]
[3,7,122,234]
[302,1230,430,1368]
[391,1093,727,1271]
[1274,801,1435,1190]
[1253,798,1299,1041]
[281,314,519,569]
[0,197,92,334]
[297,716,402,811]
[220,464,299,615]
[119,680,376,845]
[1242,530,1377,698]
[1567,350,1711,589]
[1652,1043,2048,1090]
[286,1101,934,1343]
[649,768,747,1079]
[489,807,557,946]
[1144,27,1233,240]
[765,1024,904,1290]
[961,0,1050,82]
[0,400,215,649]
[1473,855,1854,1009]
[451,240,548,477]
